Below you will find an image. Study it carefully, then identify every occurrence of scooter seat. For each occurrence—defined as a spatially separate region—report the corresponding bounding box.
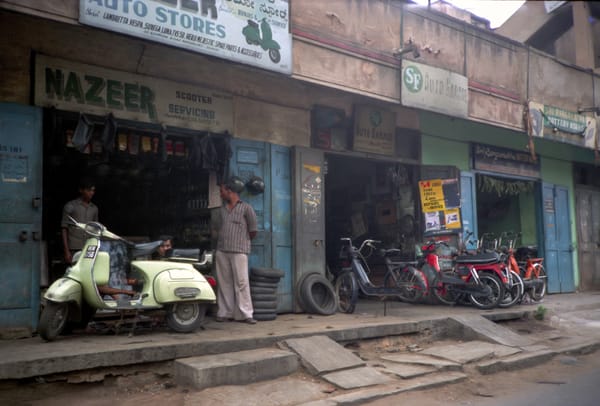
[131,241,163,258]
[454,251,499,264]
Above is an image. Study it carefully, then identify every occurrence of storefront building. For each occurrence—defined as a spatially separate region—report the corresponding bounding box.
[1,0,599,335]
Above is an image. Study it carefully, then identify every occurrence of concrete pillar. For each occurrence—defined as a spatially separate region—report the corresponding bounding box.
[572,1,595,69]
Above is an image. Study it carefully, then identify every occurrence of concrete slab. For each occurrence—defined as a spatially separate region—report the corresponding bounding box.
[422,340,521,364]
[380,353,462,370]
[174,348,298,390]
[281,335,365,375]
[376,361,437,378]
[476,349,555,374]
[321,366,394,389]
[451,314,535,347]
[311,372,468,405]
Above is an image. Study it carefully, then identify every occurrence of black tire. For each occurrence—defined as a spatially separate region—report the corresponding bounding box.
[469,273,504,310]
[300,273,338,315]
[253,312,277,321]
[431,277,460,306]
[252,301,277,312]
[384,267,426,303]
[529,264,547,302]
[499,270,524,308]
[251,293,277,302]
[39,301,69,341]
[250,286,277,295]
[335,271,358,314]
[251,267,284,278]
[250,280,280,289]
[253,307,279,314]
[250,275,282,284]
[165,302,207,333]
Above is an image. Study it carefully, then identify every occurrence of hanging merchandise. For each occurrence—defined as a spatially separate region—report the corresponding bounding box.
[128,134,140,155]
[72,113,94,152]
[478,175,533,197]
[141,136,152,153]
[118,133,128,151]
[101,113,117,152]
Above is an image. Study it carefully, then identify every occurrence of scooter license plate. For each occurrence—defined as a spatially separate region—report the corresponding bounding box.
[85,245,98,258]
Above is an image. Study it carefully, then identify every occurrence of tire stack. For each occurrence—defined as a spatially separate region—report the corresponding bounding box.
[250,267,285,321]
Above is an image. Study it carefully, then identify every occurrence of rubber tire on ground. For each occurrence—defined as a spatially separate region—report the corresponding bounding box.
[299,273,338,316]
[38,301,69,342]
[253,307,280,314]
[468,273,504,310]
[250,286,276,295]
[251,300,278,309]
[529,264,547,302]
[165,302,207,333]
[251,293,277,302]
[499,270,524,308]
[335,271,358,314]
[295,272,318,311]
[250,275,282,284]
[249,280,280,289]
[253,312,277,321]
[251,267,285,279]
[383,266,426,303]
[431,277,461,306]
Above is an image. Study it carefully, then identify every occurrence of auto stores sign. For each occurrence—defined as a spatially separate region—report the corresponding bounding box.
[79,0,291,75]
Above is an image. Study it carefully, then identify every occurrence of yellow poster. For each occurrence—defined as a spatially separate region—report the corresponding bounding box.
[419,179,446,212]
[444,208,461,229]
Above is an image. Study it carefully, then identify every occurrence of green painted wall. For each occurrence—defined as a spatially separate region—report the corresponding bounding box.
[420,111,581,288]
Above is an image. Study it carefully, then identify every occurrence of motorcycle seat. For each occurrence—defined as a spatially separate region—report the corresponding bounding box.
[455,251,499,264]
[247,19,259,29]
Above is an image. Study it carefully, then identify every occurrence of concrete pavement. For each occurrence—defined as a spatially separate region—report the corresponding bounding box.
[0,292,599,385]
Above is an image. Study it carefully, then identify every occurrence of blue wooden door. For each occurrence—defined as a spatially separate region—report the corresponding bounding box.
[460,172,478,251]
[229,139,292,311]
[542,183,575,293]
[0,103,43,333]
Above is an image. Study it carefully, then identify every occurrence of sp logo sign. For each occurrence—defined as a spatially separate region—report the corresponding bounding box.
[403,65,422,93]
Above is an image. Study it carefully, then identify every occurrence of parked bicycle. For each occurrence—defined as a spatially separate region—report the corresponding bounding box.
[496,231,525,308]
[334,237,427,313]
[515,244,547,302]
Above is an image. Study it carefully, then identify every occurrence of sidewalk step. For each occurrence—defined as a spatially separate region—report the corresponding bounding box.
[451,314,535,347]
[174,348,298,390]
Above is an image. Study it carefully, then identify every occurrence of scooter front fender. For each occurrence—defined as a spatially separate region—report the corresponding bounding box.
[44,277,82,306]
[153,268,216,303]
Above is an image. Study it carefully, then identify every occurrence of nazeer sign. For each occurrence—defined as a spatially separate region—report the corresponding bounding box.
[401,61,468,119]
[353,105,395,156]
[34,54,233,133]
[79,0,291,75]
[528,101,597,149]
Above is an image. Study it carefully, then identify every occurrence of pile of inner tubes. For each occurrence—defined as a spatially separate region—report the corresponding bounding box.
[250,267,285,321]
[296,272,338,315]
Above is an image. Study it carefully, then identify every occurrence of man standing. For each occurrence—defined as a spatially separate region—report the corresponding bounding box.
[61,178,98,264]
[215,176,258,324]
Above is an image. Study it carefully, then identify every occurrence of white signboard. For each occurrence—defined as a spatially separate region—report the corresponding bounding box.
[79,0,291,75]
[35,54,233,133]
[401,61,468,119]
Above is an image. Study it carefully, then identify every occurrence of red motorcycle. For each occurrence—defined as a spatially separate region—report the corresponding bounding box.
[418,240,506,309]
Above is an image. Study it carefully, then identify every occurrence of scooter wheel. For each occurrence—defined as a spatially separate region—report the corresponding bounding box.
[39,301,69,341]
[165,302,208,333]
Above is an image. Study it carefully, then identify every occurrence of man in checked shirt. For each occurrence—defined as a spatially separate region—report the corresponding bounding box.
[214,176,258,324]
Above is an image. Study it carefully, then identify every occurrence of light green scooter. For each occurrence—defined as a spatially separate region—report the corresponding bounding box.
[39,219,216,341]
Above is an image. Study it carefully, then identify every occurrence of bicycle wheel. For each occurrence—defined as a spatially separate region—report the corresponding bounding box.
[431,276,460,306]
[384,266,426,303]
[335,271,358,314]
[469,273,504,309]
[529,264,547,302]
[498,270,524,308]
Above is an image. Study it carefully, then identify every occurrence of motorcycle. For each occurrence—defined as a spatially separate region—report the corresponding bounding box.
[242,18,281,63]
[419,240,506,309]
[39,219,216,341]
